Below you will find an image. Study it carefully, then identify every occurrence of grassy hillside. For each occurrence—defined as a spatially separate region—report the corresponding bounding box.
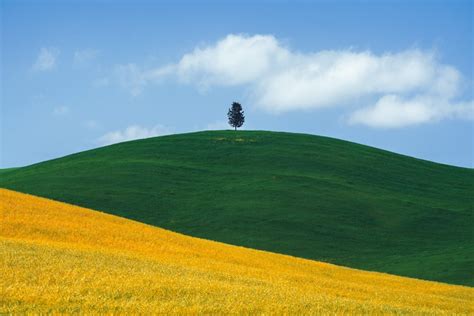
[1,131,472,286]
[1,189,472,314]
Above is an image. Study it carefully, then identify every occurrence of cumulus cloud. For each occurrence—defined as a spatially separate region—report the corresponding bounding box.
[349,95,474,128]
[73,49,100,66]
[114,34,473,128]
[254,51,461,112]
[33,47,59,71]
[98,124,172,145]
[176,35,289,88]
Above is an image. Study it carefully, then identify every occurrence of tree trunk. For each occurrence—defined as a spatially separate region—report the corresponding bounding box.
[235,127,236,131]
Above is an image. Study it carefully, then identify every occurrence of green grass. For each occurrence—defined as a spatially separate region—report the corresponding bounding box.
[1,130,472,286]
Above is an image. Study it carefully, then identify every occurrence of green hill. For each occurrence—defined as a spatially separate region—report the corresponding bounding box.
[1,130,472,286]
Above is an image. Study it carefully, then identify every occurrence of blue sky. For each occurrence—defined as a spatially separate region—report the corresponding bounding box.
[1,0,473,168]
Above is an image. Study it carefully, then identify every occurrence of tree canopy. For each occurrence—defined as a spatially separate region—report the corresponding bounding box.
[227,102,245,130]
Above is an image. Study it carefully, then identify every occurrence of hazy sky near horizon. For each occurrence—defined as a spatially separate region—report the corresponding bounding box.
[1,0,473,168]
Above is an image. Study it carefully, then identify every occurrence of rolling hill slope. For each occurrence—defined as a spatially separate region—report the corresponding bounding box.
[1,189,472,314]
[1,130,472,286]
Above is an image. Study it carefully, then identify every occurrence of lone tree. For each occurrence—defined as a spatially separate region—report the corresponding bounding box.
[227,102,245,130]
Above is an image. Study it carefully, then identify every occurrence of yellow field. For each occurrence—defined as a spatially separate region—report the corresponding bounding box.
[1,189,472,314]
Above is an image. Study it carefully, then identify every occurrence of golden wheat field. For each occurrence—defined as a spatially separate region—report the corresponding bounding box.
[1,188,472,314]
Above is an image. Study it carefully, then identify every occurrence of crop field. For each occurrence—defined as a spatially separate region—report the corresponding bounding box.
[1,188,472,314]
[2,131,472,286]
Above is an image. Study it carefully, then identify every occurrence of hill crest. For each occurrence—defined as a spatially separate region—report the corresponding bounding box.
[1,130,472,286]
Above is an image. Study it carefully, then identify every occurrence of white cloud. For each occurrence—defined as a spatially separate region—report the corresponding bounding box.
[254,51,460,112]
[52,105,70,116]
[33,47,59,71]
[176,34,289,88]
[73,49,100,66]
[114,34,473,128]
[349,95,474,128]
[98,124,172,145]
